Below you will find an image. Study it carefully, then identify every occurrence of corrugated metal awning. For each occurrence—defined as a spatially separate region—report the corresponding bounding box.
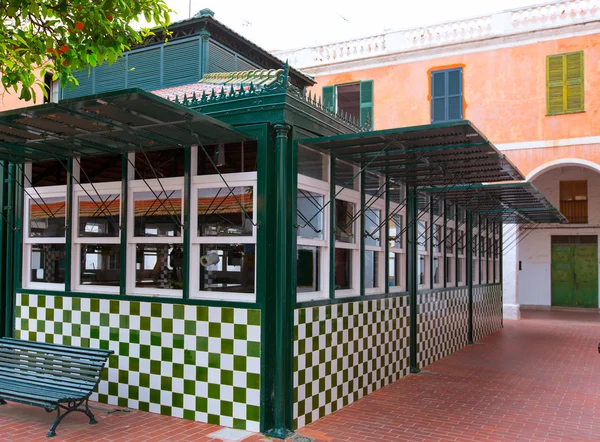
[301,121,524,186]
[0,88,251,163]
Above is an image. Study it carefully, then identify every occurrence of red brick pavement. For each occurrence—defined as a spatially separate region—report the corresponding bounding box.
[0,310,598,441]
[295,310,600,442]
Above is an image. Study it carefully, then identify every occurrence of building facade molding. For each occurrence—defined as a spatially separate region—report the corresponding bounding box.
[526,157,600,180]
[497,136,600,152]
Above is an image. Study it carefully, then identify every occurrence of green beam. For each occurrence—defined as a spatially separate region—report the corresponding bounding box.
[64,158,73,291]
[183,145,192,301]
[384,177,390,294]
[330,156,336,300]
[360,172,365,296]
[466,211,473,344]
[407,185,419,373]
[119,155,128,295]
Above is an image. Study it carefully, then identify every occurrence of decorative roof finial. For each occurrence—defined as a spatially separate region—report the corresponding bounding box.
[195,8,215,18]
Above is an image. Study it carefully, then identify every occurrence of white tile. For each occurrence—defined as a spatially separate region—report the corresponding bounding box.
[246,325,260,342]
[234,309,247,324]
[208,428,254,441]
[208,306,221,322]
[232,371,247,388]
[207,398,220,414]
[221,384,233,402]
[246,388,260,406]
[197,321,209,337]
[207,367,221,384]
[172,377,184,394]
[233,340,247,356]
[172,407,184,418]
[246,357,260,374]
[184,305,197,321]
[160,390,172,406]
[162,303,173,318]
[195,381,208,397]
[221,353,234,370]
[208,337,221,353]
[219,416,234,429]
[221,323,234,339]
[173,319,185,334]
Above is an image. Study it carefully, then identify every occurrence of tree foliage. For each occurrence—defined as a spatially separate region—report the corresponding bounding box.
[0,0,171,101]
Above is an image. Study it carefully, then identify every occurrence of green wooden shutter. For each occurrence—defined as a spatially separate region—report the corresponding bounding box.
[547,54,565,115]
[94,59,127,93]
[322,86,335,112]
[565,51,584,113]
[163,39,201,87]
[431,71,446,123]
[359,80,374,129]
[128,48,162,91]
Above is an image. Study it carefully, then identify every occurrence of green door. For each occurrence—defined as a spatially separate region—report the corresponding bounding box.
[551,237,598,308]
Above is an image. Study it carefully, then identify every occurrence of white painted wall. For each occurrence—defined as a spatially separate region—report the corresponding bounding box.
[517,165,600,307]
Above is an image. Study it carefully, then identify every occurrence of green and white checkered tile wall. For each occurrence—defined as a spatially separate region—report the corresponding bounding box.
[14,293,261,432]
[417,288,468,369]
[293,296,410,429]
[473,284,503,342]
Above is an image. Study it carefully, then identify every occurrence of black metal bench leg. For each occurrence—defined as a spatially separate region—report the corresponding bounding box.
[46,407,65,438]
[0,399,6,405]
[83,399,98,425]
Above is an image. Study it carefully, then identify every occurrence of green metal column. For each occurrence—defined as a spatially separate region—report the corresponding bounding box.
[183,145,192,300]
[199,30,210,79]
[4,163,15,338]
[119,155,128,295]
[13,165,23,292]
[478,215,482,285]
[499,221,504,327]
[407,185,419,373]
[360,172,365,296]
[329,156,336,299]
[265,123,294,439]
[466,211,473,344]
[429,195,434,289]
[0,162,7,337]
[65,158,73,291]
[443,199,447,288]
[384,178,390,293]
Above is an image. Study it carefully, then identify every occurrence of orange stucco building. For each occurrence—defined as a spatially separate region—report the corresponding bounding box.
[278,0,600,315]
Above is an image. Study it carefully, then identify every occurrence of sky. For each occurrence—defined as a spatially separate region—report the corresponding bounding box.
[161,0,548,51]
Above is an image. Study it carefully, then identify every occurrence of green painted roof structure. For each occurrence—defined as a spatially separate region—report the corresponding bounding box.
[301,121,525,186]
[421,182,568,224]
[0,88,251,162]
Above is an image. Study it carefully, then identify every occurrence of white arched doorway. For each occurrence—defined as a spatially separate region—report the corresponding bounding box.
[513,159,600,311]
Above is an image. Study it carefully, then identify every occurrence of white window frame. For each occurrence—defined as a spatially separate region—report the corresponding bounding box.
[446,214,455,287]
[417,217,429,289]
[23,185,67,291]
[190,171,257,303]
[334,186,361,298]
[72,181,121,294]
[364,197,385,295]
[297,173,329,303]
[389,203,406,293]
[432,222,444,288]
[128,176,184,298]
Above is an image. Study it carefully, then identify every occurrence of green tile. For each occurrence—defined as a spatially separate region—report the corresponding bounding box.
[184,320,196,335]
[63,310,72,323]
[20,294,29,307]
[173,363,184,379]
[221,370,233,386]
[196,397,207,412]
[140,316,151,331]
[54,322,63,335]
[140,344,150,359]
[247,310,260,326]
[173,304,185,320]
[118,369,128,384]
[247,405,260,422]
[247,373,260,389]
[162,318,173,333]
[139,401,149,412]
[207,383,220,399]
[139,373,150,388]
[160,405,172,416]
[129,357,140,372]
[108,382,118,397]
[172,392,183,409]
[38,296,46,308]
[81,311,90,325]
[110,327,119,342]
[129,385,139,400]
[97,393,108,404]
[196,336,208,352]
[118,397,128,408]
[234,324,247,340]
[208,353,220,368]
[54,297,63,310]
[45,309,54,321]
[233,419,246,430]
[221,400,233,417]
[161,376,172,391]
[150,389,161,404]
[119,315,130,329]
[233,387,246,403]
[184,349,195,365]
[130,329,140,344]
[130,302,140,316]
[208,323,221,338]
[99,313,109,327]
[150,332,161,346]
[110,300,120,314]
[90,298,99,312]
[221,339,234,355]
[233,355,246,372]
[151,303,162,318]
[221,308,234,324]
[198,306,208,321]
[197,366,208,382]
[173,334,184,349]
[161,347,172,362]
[150,360,161,375]
[119,342,130,357]
[63,335,72,346]
[207,414,220,425]
[184,379,195,395]
[247,341,260,358]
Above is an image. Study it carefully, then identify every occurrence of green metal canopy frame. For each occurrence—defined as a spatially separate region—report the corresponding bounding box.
[0,88,252,163]
[301,120,525,186]
[420,182,568,224]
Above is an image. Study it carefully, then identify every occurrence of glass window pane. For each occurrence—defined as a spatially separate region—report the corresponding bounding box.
[78,195,120,237]
[418,256,426,285]
[365,251,379,289]
[364,173,383,198]
[335,161,359,191]
[458,231,464,255]
[388,182,404,205]
[388,252,396,287]
[297,190,324,240]
[446,228,454,252]
[135,149,184,179]
[197,187,253,237]
[29,197,66,238]
[433,256,440,284]
[417,221,427,251]
[134,190,182,237]
[335,248,352,290]
[389,214,403,249]
[433,224,442,253]
[31,161,66,187]
[446,257,453,283]
[298,145,326,181]
[335,200,355,243]
[136,244,183,289]
[458,258,464,283]
[198,141,257,175]
[30,244,66,283]
[80,244,120,286]
[200,244,255,293]
[297,246,319,293]
[364,208,381,247]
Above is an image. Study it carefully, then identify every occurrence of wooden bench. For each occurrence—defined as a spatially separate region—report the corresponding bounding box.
[0,337,114,437]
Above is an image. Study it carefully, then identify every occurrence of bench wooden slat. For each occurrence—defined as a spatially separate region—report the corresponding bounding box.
[0,338,113,357]
[0,369,95,395]
[0,353,106,377]
[0,380,83,402]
